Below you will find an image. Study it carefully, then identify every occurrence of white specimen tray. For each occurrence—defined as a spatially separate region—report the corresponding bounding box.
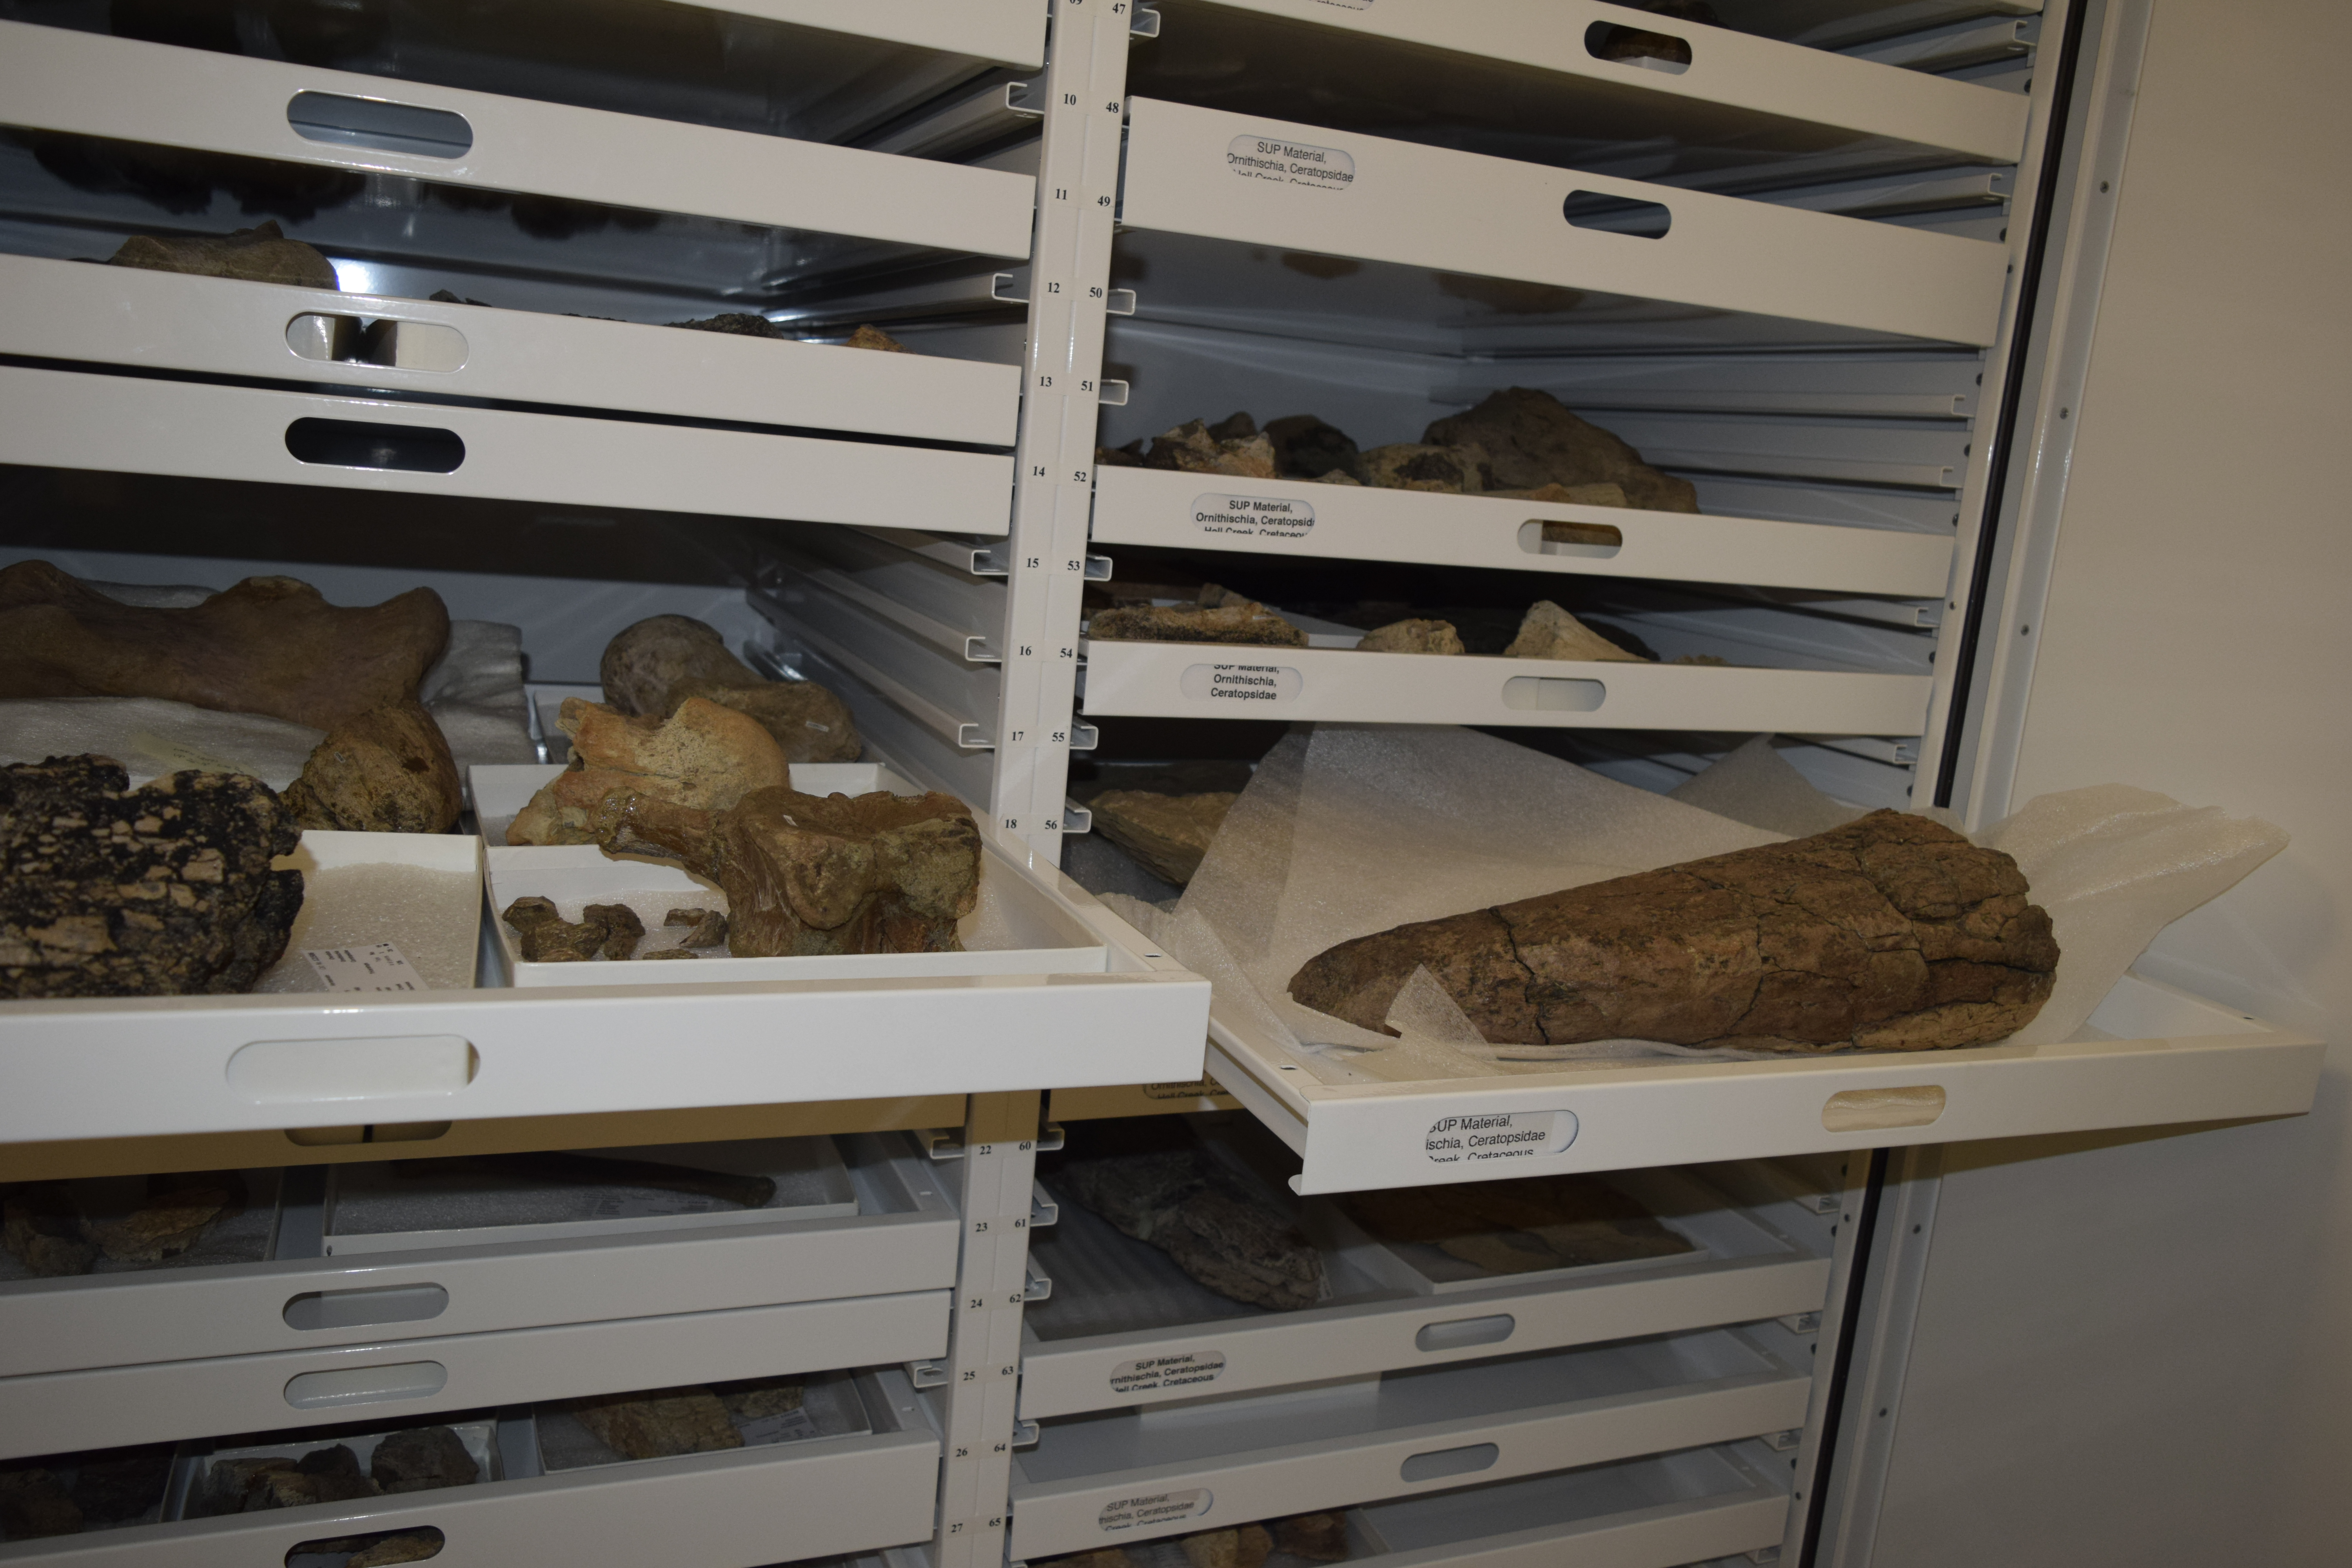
[1143,1,2027,172]
[0,255,1021,450]
[0,22,1035,260]
[475,764,1112,986]
[1119,98,2009,349]
[1204,971,2325,1194]
[267,831,484,995]
[1087,465,1954,596]
[1079,637,1935,737]
[0,366,1015,535]
[319,1137,859,1255]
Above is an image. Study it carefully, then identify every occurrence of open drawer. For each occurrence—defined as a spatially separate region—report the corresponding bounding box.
[1206,971,2325,1194]
[0,839,1208,1145]
[1117,98,2010,349]
[1006,1327,1808,1558]
[0,22,1034,260]
[1080,638,1934,736]
[0,256,1020,450]
[1019,1159,1832,1420]
[1087,465,1954,595]
[0,367,1014,534]
[0,1368,938,1566]
[1131,0,2029,180]
[0,1135,953,1385]
[1015,1440,1791,1568]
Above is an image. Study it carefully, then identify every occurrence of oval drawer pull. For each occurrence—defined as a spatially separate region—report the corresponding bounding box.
[1519,520,1624,559]
[1415,1314,1516,1354]
[289,1526,443,1566]
[1564,190,1675,240]
[1586,19,1696,74]
[288,91,474,159]
[1400,1442,1499,1484]
[1823,1085,1947,1132]
[227,1036,476,1105]
[284,1361,448,1410]
[284,1285,450,1332]
[286,316,469,374]
[1501,675,1606,713]
[284,418,466,474]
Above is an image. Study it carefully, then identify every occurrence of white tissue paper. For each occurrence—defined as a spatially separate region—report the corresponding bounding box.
[1134,724,2286,1085]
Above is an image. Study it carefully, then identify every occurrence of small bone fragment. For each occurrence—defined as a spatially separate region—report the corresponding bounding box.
[284,700,463,833]
[370,1426,479,1494]
[666,907,730,947]
[1355,442,1488,493]
[584,902,644,961]
[1504,601,1646,663]
[1356,619,1464,655]
[846,323,908,352]
[1088,600,1307,647]
[597,617,860,763]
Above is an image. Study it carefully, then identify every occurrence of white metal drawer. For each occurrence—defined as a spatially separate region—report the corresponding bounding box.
[0,1136,956,1379]
[1142,0,2028,169]
[1088,465,1955,596]
[692,0,1046,67]
[1079,639,1936,737]
[1018,1167,1831,1420]
[1209,972,2325,1194]
[0,256,1020,449]
[0,1372,939,1566]
[0,1291,946,1461]
[0,367,1014,534]
[1118,98,2010,348]
[1006,1328,1809,1557]
[0,22,1034,258]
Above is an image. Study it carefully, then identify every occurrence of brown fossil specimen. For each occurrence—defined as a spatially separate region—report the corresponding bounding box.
[506,696,789,847]
[1345,1174,1693,1274]
[282,701,463,835]
[109,221,338,290]
[1356,619,1465,655]
[1290,810,2059,1053]
[1088,595,1308,648]
[1,757,303,999]
[1504,601,1646,663]
[607,788,980,958]
[1425,388,1697,512]
[597,616,860,763]
[571,1387,741,1460]
[1089,790,1237,886]
[1058,1147,1324,1311]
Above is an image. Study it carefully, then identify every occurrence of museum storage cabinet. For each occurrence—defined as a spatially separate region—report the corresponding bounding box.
[0,3,2319,1568]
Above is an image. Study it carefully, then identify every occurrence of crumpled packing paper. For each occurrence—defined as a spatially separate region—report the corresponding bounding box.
[1103,724,2285,1085]
[1,578,538,782]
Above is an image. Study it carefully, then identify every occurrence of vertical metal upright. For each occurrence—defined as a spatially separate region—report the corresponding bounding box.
[933,1092,1045,1568]
[988,0,1136,864]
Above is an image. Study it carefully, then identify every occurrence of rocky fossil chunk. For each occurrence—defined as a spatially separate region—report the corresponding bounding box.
[666,906,730,948]
[82,1170,248,1265]
[608,788,979,958]
[369,1426,479,1494]
[283,700,463,834]
[109,220,338,290]
[0,563,448,732]
[1089,592,1308,648]
[0,563,461,832]
[586,902,644,961]
[1089,790,1236,886]
[1181,1524,1273,1568]
[505,696,789,846]
[0,1468,81,1541]
[1354,442,1489,494]
[846,323,908,352]
[719,1381,805,1422]
[571,1387,742,1460]
[2,1185,94,1277]
[1291,810,2060,1053]
[2,757,303,999]
[1504,601,1646,663]
[670,311,783,338]
[501,896,608,964]
[392,1151,774,1209]
[1425,388,1697,512]
[1117,415,1279,479]
[1495,481,1630,508]
[597,616,860,763]
[1059,1146,1324,1310]
[1263,414,1359,479]
[1274,1513,1350,1562]
[1357,619,1465,655]
[1346,1175,1693,1275]
[203,1445,379,1515]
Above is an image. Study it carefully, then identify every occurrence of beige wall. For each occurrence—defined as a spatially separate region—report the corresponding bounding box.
[1872,0,2352,1561]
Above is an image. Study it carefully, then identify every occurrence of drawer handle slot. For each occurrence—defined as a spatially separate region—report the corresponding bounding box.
[1416,1314,1516,1353]
[1823,1085,1947,1132]
[1519,520,1623,559]
[1564,190,1674,240]
[287,315,469,374]
[285,418,466,474]
[283,1284,450,1332]
[288,91,474,158]
[1586,19,1695,73]
[227,1036,477,1106]
[1501,675,1606,713]
[289,1526,443,1566]
[1400,1442,1499,1484]
[284,1360,448,1410]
